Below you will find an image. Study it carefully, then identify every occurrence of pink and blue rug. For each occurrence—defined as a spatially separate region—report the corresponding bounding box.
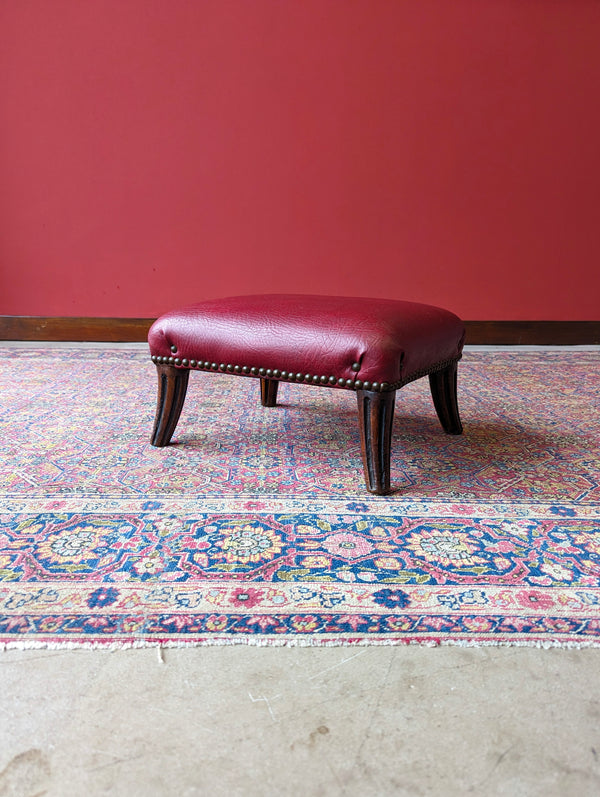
[0,346,599,647]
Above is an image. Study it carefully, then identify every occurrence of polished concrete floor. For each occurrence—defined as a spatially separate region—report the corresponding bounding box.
[2,645,600,796]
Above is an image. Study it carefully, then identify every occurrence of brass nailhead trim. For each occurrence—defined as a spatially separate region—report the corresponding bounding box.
[150,352,462,392]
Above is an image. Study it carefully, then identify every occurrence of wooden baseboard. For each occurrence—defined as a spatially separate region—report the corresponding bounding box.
[464,321,600,345]
[0,316,599,345]
[465,321,600,346]
[0,316,154,342]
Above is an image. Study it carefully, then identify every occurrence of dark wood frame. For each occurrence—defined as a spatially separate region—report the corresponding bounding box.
[150,361,463,495]
[1,316,599,345]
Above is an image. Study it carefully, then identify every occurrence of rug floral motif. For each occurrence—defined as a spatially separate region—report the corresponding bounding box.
[0,347,599,647]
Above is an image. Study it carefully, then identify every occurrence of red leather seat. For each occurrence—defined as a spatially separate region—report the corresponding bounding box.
[148,294,464,392]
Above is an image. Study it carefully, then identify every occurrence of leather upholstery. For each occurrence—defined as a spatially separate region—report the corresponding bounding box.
[148,294,465,389]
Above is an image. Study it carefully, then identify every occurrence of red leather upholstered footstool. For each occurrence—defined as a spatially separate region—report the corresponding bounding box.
[148,295,465,495]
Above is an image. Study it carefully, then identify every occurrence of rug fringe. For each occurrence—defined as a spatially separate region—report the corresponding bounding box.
[3,637,600,651]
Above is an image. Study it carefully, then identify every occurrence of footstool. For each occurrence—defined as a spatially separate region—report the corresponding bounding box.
[147,294,465,495]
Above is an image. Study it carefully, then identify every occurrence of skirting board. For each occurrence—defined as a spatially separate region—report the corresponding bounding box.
[0,317,599,345]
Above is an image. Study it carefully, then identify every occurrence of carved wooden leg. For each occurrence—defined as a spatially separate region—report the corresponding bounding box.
[429,361,463,435]
[260,378,279,407]
[356,389,396,495]
[151,364,190,446]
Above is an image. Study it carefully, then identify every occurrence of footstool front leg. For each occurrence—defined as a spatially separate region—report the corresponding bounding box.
[429,361,463,435]
[151,364,190,446]
[356,389,396,495]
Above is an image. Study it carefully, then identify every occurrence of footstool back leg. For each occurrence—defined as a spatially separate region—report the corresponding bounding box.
[356,389,396,495]
[428,362,463,435]
[260,378,279,408]
[151,364,190,446]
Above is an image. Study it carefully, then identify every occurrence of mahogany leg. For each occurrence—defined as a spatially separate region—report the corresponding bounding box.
[429,361,463,435]
[150,364,190,446]
[260,378,279,407]
[356,389,396,495]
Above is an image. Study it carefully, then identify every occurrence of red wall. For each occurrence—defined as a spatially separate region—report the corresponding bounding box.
[1,0,599,320]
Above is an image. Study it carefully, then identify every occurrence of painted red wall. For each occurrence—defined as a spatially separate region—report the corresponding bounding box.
[1,1,599,320]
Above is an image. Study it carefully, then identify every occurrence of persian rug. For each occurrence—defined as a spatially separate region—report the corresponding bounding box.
[0,345,599,648]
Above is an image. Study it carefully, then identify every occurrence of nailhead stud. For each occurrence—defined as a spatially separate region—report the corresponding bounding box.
[372,382,379,391]
[351,362,360,371]
[355,380,363,389]
[345,379,353,387]
[363,381,371,390]
[170,345,177,353]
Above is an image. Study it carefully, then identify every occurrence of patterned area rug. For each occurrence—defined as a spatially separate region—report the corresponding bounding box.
[1,346,599,648]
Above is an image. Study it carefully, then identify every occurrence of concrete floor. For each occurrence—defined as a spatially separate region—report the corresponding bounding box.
[2,645,600,796]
